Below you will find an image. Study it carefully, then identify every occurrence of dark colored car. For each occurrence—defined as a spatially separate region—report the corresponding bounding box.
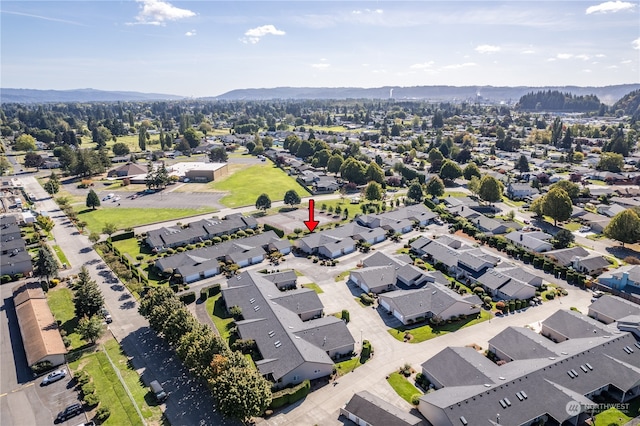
[55,403,83,423]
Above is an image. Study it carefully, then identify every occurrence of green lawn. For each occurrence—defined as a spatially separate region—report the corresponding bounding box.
[335,270,352,282]
[388,311,493,343]
[70,341,145,426]
[335,356,365,376]
[302,283,324,294]
[594,408,631,425]
[590,179,608,186]
[441,191,468,198]
[76,207,216,234]
[503,199,526,207]
[212,164,309,208]
[112,238,155,264]
[46,286,85,349]
[52,245,70,267]
[103,339,164,423]
[205,293,234,342]
[564,222,582,231]
[387,372,421,404]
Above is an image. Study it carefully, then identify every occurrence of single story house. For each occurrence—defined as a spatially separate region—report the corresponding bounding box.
[588,295,640,325]
[505,230,553,253]
[341,391,425,426]
[598,265,640,292]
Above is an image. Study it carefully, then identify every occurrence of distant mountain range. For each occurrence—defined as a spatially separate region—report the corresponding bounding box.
[211,84,640,105]
[2,84,639,105]
[0,88,184,103]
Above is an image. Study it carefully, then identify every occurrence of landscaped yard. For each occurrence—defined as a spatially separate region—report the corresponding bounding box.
[205,293,234,342]
[301,283,324,294]
[112,238,155,264]
[335,356,365,376]
[594,408,631,425]
[69,337,163,426]
[388,310,493,343]
[46,286,85,349]
[564,222,582,231]
[335,270,352,282]
[76,206,216,234]
[212,164,309,208]
[386,372,421,404]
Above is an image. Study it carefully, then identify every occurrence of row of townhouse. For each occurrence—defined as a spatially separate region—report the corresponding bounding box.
[145,213,258,252]
[1,215,33,278]
[154,231,291,283]
[222,271,354,388]
[349,251,482,325]
[418,307,640,426]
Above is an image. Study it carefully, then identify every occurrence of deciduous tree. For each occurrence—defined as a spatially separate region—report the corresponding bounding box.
[209,147,228,162]
[364,182,383,201]
[14,134,36,151]
[478,175,503,204]
[542,187,572,226]
[408,181,425,202]
[604,209,640,247]
[425,176,445,198]
[77,315,104,344]
[463,162,481,180]
[283,189,301,207]
[439,160,462,183]
[255,193,271,212]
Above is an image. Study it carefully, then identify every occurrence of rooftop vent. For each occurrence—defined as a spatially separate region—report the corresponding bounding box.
[274,340,282,348]
[268,330,275,338]
[249,298,256,304]
[580,365,588,373]
[253,305,260,311]
[460,417,468,425]
[586,363,593,370]
[499,399,507,409]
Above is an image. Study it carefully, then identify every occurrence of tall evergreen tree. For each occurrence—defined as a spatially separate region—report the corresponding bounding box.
[73,266,104,318]
[34,244,58,283]
[86,189,100,210]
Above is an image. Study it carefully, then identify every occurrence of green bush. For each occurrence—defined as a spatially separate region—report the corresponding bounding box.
[81,382,95,396]
[200,288,209,301]
[111,230,135,241]
[361,340,372,359]
[96,406,110,422]
[545,292,555,300]
[360,293,374,305]
[263,223,285,238]
[1,274,12,284]
[270,380,311,409]
[411,394,422,406]
[83,392,99,407]
[341,309,350,323]
[76,371,90,386]
[179,291,196,304]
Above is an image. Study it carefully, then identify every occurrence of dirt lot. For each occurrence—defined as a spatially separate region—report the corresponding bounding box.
[257,208,340,234]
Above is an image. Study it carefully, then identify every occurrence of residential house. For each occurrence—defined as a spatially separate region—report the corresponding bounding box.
[545,246,611,276]
[414,236,499,280]
[107,162,147,179]
[378,283,481,325]
[146,213,258,252]
[596,203,627,218]
[350,252,440,293]
[262,270,298,290]
[221,271,354,388]
[540,309,611,342]
[506,182,539,200]
[588,295,640,325]
[578,212,611,234]
[154,231,290,283]
[418,313,640,426]
[476,268,536,301]
[505,230,553,253]
[340,391,425,426]
[0,216,32,277]
[598,265,640,293]
[357,205,437,234]
[297,223,385,259]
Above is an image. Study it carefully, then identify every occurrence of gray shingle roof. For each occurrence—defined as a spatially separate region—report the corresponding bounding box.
[488,326,558,360]
[589,295,640,322]
[541,309,611,340]
[343,391,425,426]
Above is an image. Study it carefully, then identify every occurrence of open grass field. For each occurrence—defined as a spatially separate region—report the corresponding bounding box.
[46,286,85,349]
[69,337,162,426]
[76,206,215,234]
[388,310,492,343]
[212,163,309,208]
[386,372,421,404]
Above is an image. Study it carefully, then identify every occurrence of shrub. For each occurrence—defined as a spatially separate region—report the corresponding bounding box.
[179,291,196,304]
[545,292,555,300]
[341,309,350,323]
[361,340,372,359]
[263,223,285,238]
[81,382,96,397]
[360,293,374,305]
[411,394,422,406]
[270,380,311,409]
[1,275,11,284]
[136,255,144,261]
[176,247,185,252]
[83,392,99,407]
[75,370,90,386]
[62,336,71,347]
[200,288,209,301]
[96,406,110,422]
[495,301,506,312]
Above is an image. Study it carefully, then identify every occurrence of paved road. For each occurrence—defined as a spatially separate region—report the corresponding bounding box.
[19,175,237,426]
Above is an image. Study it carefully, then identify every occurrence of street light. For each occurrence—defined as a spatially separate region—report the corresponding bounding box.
[360,329,363,349]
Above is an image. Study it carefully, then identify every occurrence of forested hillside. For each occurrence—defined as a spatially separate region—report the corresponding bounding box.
[516,90,603,112]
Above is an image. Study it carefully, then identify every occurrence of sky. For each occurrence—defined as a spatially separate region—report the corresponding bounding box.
[1,0,639,97]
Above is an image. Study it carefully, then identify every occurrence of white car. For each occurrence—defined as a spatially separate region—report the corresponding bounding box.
[42,368,67,385]
[579,226,591,232]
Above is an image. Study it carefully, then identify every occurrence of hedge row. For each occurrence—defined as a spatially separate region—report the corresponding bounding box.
[270,380,310,409]
[263,224,285,238]
[179,291,196,304]
[199,283,222,301]
[110,231,135,242]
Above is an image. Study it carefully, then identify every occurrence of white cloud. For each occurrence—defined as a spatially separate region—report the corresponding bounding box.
[132,0,195,26]
[241,24,285,44]
[410,61,435,69]
[556,53,573,59]
[442,62,477,70]
[607,65,619,69]
[621,59,633,64]
[185,30,196,37]
[475,44,501,54]
[633,38,640,49]
[521,49,535,54]
[311,63,330,69]
[586,1,635,14]
[575,54,591,60]
[582,69,592,73]
[595,54,606,58]
[547,58,557,62]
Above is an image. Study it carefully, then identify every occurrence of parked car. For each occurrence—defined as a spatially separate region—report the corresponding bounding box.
[579,226,591,232]
[41,368,66,385]
[150,380,168,402]
[102,308,112,324]
[55,403,83,423]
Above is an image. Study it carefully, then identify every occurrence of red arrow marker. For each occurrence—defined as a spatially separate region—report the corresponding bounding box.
[304,199,320,232]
